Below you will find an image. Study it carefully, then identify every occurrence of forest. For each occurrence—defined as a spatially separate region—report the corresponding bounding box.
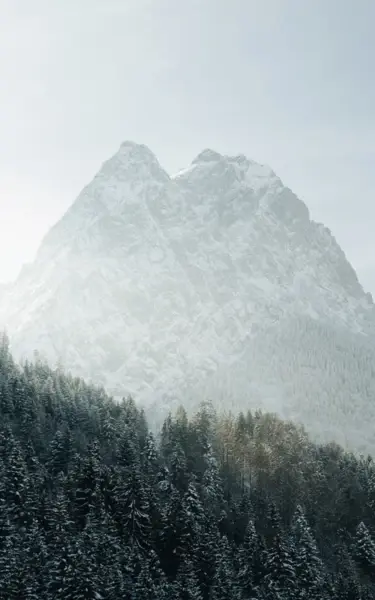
[0,331,374,599]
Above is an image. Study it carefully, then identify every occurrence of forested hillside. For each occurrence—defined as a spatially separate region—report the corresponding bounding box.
[0,331,374,599]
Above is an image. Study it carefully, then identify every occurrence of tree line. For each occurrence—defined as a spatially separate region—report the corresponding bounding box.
[0,332,374,599]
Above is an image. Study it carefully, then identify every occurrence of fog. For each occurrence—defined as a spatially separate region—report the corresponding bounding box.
[1,0,375,294]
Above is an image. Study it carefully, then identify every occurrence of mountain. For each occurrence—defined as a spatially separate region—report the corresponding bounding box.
[1,141,375,451]
[0,282,10,293]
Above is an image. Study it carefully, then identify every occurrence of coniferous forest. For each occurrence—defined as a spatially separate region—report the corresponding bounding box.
[0,331,375,599]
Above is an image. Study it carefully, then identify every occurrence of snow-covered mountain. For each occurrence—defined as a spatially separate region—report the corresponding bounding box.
[1,141,375,452]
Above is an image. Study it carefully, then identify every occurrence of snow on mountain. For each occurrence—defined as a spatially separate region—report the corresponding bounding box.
[1,141,375,452]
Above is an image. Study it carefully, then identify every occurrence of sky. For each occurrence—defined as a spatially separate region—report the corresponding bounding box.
[1,0,374,293]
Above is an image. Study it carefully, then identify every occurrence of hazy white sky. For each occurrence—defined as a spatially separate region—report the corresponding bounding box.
[1,0,374,293]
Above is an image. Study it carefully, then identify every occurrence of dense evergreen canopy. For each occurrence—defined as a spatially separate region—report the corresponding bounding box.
[0,331,374,599]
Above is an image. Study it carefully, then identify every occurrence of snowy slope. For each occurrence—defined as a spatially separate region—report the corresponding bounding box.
[1,141,375,452]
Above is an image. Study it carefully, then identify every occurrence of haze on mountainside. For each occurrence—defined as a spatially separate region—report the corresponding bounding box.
[1,141,375,454]
[1,2,375,296]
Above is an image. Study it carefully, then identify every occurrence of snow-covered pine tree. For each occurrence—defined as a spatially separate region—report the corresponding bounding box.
[237,518,258,598]
[353,521,375,579]
[263,532,297,599]
[176,558,203,600]
[291,504,325,599]
[209,535,240,600]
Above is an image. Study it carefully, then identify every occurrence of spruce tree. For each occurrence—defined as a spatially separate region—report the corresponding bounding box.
[0,426,32,528]
[74,441,102,529]
[353,521,375,578]
[0,504,20,600]
[180,480,205,561]
[176,558,203,600]
[47,428,73,476]
[264,532,296,598]
[210,535,240,600]
[133,550,168,600]
[291,505,324,599]
[237,518,258,598]
[119,466,151,551]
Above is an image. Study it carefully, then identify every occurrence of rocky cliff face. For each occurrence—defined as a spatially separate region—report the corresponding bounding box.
[1,141,375,451]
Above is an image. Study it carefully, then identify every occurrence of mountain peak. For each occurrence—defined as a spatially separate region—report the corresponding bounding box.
[96,141,169,186]
[118,140,157,161]
[192,148,223,164]
[174,147,279,195]
[111,140,163,171]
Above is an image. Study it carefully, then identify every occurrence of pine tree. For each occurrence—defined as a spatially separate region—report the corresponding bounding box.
[0,426,33,528]
[169,442,189,492]
[258,578,284,600]
[232,493,253,545]
[252,534,268,590]
[353,521,375,578]
[132,549,168,600]
[264,532,296,598]
[44,529,77,599]
[142,432,160,484]
[196,525,220,600]
[141,431,162,544]
[117,428,139,472]
[19,389,43,453]
[118,466,151,551]
[96,509,125,600]
[237,518,258,598]
[160,414,174,463]
[332,572,362,600]
[367,467,375,515]
[44,474,83,599]
[18,521,47,599]
[176,559,203,600]
[0,334,14,422]
[159,487,185,577]
[201,443,224,516]
[180,480,205,561]
[209,536,240,600]
[264,501,282,546]
[106,557,125,600]
[0,503,20,600]
[47,428,73,476]
[234,412,249,493]
[44,475,74,544]
[338,546,364,600]
[291,505,324,599]
[74,441,102,529]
